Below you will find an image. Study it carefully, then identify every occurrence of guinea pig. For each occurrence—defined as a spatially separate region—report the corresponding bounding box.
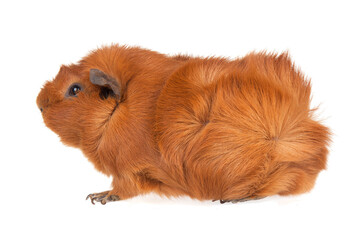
[36,45,330,204]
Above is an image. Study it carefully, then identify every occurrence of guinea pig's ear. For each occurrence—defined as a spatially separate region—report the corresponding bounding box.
[89,69,121,101]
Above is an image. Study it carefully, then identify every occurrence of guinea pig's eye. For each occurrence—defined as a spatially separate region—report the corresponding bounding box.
[66,83,82,97]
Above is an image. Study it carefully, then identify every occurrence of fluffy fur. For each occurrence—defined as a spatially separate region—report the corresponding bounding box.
[36,45,330,203]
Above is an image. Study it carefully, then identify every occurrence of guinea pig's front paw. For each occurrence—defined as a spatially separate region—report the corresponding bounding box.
[86,191,120,205]
[215,196,266,204]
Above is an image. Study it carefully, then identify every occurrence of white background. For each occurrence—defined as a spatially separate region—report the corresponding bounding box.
[1,0,359,239]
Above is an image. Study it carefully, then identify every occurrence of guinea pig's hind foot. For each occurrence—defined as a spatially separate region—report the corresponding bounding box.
[86,191,120,205]
[215,196,266,204]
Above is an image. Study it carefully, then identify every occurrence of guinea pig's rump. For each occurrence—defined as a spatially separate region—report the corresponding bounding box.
[155,54,330,200]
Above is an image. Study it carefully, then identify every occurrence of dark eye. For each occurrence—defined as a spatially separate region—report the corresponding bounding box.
[66,84,82,97]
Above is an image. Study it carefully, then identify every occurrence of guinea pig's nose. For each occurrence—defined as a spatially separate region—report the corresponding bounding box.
[37,82,56,113]
[37,104,44,113]
[36,94,49,113]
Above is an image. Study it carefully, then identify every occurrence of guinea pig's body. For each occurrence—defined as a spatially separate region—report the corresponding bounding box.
[37,45,330,204]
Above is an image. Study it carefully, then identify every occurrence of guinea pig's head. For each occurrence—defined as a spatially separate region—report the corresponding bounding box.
[36,65,122,148]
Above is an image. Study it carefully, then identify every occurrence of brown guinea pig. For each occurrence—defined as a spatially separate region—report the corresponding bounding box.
[36,45,330,204]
